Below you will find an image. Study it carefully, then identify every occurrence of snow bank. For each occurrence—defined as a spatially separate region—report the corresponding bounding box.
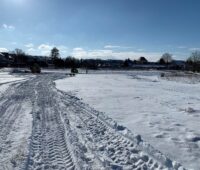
[0,68,32,85]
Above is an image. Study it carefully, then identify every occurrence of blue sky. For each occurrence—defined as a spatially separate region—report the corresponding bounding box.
[0,0,200,61]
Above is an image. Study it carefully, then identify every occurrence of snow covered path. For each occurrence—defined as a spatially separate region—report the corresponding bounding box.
[0,77,33,169]
[0,73,184,169]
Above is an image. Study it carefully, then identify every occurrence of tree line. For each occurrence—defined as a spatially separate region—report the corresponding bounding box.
[50,48,200,72]
[1,47,200,72]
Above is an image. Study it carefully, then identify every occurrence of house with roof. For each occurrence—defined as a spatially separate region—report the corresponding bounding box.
[0,52,13,67]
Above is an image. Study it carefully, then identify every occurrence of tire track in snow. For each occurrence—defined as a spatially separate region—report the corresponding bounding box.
[26,75,76,170]
[0,80,33,169]
[57,86,186,170]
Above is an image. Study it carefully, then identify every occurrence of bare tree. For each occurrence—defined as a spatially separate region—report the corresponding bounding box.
[187,51,200,63]
[160,53,173,69]
[14,48,25,56]
[161,53,173,64]
[187,51,200,72]
[13,48,26,67]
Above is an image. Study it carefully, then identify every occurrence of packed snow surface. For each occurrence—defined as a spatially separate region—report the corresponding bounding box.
[0,70,33,169]
[56,71,200,170]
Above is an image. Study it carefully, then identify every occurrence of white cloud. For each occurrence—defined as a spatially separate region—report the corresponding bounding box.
[57,45,68,54]
[27,48,36,52]
[26,47,50,56]
[38,44,54,55]
[104,45,133,49]
[73,47,84,51]
[177,46,187,49]
[25,43,34,48]
[11,42,17,45]
[38,44,53,51]
[189,48,200,51]
[2,24,15,30]
[71,47,162,61]
[26,45,184,61]
[38,44,68,51]
[26,43,68,56]
[72,47,88,58]
[0,48,9,52]
[137,49,145,52]
[104,45,121,49]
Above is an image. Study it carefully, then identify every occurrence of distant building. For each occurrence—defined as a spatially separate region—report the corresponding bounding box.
[0,52,11,67]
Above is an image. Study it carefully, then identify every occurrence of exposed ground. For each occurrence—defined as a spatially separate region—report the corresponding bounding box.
[0,72,184,170]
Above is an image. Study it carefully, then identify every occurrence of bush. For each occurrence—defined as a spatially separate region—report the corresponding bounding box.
[30,63,41,73]
[71,67,78,74]
[160,73,165,77]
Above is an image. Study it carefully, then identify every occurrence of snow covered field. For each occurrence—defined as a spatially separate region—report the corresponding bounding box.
[56,71,200,170]
[0,68,187,170]
[1,68,198,169]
